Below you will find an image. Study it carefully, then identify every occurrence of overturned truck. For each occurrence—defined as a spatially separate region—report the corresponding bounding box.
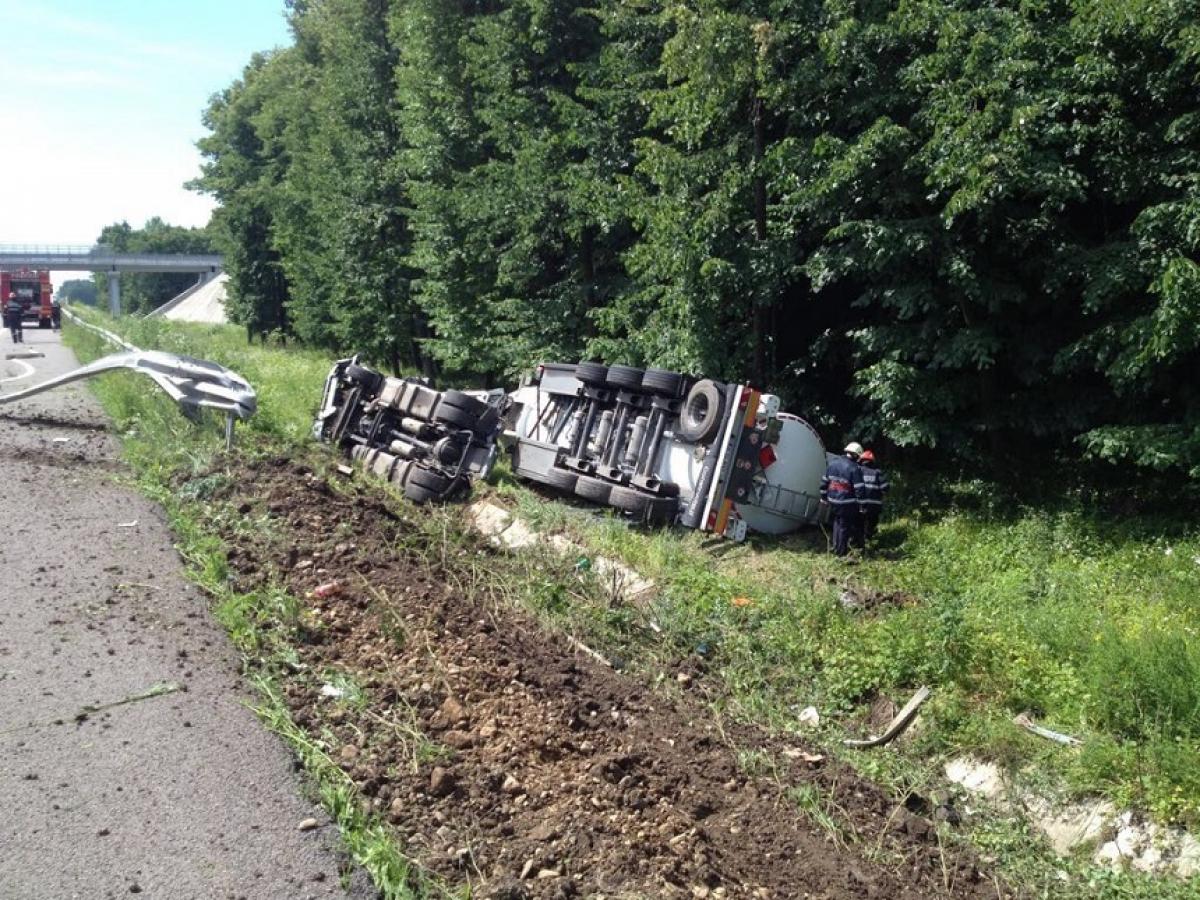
[314,359,829,540]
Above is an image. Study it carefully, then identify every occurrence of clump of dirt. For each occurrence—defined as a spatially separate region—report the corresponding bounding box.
[215,457,1002,899]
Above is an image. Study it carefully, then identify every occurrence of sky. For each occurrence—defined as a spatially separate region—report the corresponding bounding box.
[0,0,292,253]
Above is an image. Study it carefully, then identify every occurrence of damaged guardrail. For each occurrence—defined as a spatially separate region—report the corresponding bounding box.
[1,307,257,447]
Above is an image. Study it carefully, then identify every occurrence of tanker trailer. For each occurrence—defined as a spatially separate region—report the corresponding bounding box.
[504,362,828,540]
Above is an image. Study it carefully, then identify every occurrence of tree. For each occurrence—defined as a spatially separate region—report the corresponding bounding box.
[58,279,98,305]
[92,218,215,314]
[192,52,293,341]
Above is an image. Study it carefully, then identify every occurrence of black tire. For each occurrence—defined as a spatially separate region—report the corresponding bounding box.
[606,364,645,392]
[611,486,679,526]
[438,389,487,417]
[390,459,413,487]
[609,485,651,516]
[345,363,384,396]
[678,379,724,444]
[641,368,684,398]
[540,466,578,494]
[651,480,681,498]
[645,495,679,527]
[574,475,613,505]
[404,466,454,504]
[433,402,479,432]
[576,362,608,387]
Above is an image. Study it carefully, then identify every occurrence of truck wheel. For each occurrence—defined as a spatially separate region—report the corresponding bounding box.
[574,475,612,505]
[609,485,651,516]
[541,466,579,494]
[576,362,608,387]
[390,459,413,487]
[678,379,724,444]
[404,466,455,504]
[439,389,488,418]
[606,365,645,392]
[433,402,479,432]
[610,486,679,526]
[641,368,684,398]
[345,363,384,396]
[645,495,679,527]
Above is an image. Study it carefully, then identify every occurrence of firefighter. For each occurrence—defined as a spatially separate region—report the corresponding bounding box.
[4,292,23,344]
[50,297,62,330]
[858,449,889,543]
[821,441,866,557]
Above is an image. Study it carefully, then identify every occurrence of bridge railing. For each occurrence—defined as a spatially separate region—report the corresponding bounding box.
[0,243,116,256]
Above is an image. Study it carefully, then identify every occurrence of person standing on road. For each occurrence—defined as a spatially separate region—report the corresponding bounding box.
[821,441,866,557]
[858,449,889,543]
[50,297,62,330]
[4,292,24,343]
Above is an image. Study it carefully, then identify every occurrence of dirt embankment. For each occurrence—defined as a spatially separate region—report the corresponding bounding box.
[217,458,1005,900]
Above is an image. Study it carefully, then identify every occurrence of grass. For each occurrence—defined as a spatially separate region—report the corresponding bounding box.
[491,473,1200,829]
[59,308,1200,898]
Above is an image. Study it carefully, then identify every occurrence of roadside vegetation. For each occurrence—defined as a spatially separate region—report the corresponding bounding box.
[63,309,1199,898]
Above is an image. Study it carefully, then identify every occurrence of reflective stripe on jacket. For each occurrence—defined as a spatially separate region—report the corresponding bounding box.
[821,455,865,505]
[860,465,889,506]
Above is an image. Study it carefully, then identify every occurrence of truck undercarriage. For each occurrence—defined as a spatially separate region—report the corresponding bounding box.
[316,358,830,540]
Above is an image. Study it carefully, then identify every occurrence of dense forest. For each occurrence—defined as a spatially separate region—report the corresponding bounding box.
[190,0,1200,478]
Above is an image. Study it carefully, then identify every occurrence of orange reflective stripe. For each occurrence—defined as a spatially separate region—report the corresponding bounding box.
[715,497,734,534]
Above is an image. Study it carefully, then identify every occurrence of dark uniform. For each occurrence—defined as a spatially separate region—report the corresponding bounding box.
[4,294,23,343]
[821,454,865,556]
[859,461,889,541]
[51,299,62,330]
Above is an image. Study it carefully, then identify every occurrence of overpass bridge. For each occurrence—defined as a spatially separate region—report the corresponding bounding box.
[0,244,224,315]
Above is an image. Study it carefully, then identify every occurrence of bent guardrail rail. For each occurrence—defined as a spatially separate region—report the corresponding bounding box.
[1,308,257,447]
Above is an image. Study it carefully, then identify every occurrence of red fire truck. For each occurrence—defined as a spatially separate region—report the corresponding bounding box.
[0,268,53,328]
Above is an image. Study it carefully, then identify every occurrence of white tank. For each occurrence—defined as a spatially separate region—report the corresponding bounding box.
[735,412,828,535]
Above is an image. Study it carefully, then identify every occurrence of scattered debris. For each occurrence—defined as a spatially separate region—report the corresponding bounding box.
[796,706,821,729]
[298,818,319,832]
[52,436,70,444]
[944,757,1006,801]
[1025,795,1115,856]
[464,500,656,602]
[838,585,918,613]
[1014,712,1082,746]
[5,349,45,360]
[566,634,612,668]
[319,683,346,699]
[117,520,139,528]
[311,581,342,600]
[843,685,930,748]
[731,596,753,607]
[782,748,825,765]
[78,681,182,718]
[947,756,1200,877]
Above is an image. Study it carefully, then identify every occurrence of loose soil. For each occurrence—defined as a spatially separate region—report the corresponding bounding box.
[216,457,1008,899]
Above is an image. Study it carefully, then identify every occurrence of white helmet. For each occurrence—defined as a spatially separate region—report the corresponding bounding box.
[844,441,864,457]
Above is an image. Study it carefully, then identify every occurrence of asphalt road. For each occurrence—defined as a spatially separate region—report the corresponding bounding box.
[0,328,373,900]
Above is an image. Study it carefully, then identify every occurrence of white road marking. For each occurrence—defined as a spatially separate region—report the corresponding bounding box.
[0,358,35,383]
